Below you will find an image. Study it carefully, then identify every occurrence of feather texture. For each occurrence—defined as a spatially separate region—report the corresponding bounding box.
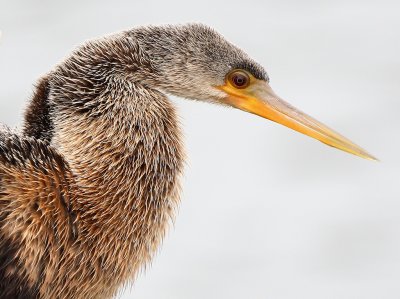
[0,23,266,298]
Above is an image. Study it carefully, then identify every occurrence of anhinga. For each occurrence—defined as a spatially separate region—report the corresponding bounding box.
[0,24,375,299]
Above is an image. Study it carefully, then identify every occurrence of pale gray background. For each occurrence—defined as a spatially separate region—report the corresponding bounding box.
[0,0,399,298]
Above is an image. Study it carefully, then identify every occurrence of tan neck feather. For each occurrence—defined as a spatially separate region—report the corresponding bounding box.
[51,89,184,293]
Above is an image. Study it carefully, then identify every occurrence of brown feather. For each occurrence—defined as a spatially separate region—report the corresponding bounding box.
[0,23,266,298]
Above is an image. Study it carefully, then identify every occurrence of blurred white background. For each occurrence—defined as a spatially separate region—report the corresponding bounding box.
[1,0,399,298]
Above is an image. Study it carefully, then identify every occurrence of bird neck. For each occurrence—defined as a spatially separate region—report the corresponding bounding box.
[52,82,184,226]
[35,33,186,285]
[46,31,184,221]
[48,82,184,287]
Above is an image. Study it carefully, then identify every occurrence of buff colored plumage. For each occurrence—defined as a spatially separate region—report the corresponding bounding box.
[0,23,374,299]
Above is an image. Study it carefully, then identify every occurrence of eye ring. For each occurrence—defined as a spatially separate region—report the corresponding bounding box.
[227,70,250,89]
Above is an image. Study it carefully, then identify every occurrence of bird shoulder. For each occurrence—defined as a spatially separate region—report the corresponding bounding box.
[0,130,77,298]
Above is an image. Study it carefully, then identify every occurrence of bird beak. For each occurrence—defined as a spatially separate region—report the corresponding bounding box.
[217,79,377,160]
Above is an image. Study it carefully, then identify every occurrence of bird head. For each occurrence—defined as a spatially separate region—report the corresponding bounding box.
[136,24,375,160]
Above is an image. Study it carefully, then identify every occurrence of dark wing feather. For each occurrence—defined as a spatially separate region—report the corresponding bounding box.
[0,127,75,298]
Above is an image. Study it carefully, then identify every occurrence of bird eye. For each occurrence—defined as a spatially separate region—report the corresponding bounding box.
[228,70,250,89]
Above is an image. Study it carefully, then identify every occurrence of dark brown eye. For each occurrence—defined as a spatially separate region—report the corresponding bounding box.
[228,70,250,89]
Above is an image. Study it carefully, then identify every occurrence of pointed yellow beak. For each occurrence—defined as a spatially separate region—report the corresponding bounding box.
[218,78,377,160]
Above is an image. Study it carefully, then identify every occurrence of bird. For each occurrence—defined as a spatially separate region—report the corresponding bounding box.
[0,23,375,299]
